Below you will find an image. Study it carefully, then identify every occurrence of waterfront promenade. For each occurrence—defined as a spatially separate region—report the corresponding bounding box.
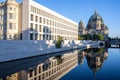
[0,40,100,63]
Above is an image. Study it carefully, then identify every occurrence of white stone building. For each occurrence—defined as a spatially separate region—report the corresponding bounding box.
[0,0,19,40]
[0,0,78,40]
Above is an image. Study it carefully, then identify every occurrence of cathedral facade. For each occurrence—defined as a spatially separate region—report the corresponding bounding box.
[78,11,109,41]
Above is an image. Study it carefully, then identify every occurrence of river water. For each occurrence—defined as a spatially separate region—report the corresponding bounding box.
[0,48,120,80]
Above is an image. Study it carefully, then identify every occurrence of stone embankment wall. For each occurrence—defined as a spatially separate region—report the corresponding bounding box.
[0,40,99,63]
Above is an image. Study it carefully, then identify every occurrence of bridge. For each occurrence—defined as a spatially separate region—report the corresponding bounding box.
[109,39,120,48]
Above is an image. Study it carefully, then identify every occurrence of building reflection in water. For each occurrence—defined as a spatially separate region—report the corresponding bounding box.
[0,50,78,80]
[78,48,108,76]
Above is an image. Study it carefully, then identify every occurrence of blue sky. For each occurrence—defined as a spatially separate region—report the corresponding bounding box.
[1,0,120,37]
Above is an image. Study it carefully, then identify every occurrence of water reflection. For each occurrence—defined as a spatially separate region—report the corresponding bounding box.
[78,48,108,76]
[0,48,109,80]
[0,50,78,80]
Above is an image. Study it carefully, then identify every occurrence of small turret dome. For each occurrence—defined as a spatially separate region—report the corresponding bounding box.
[79,20,85,29]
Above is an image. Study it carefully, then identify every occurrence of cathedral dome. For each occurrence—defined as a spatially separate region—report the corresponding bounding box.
[86,11,105,29]
[89,11,103,22]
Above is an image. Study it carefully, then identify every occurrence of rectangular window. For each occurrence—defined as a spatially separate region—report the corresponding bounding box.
[9,23,12,29]
[43,26,45,33]
[35,34,38,40]
[39,17,42,23]
[0,24,3,30]
[29,69,33,77]
[34,77,37,80]
[9,13,13,19]
[31,14,34,21]
[0,15,2,20]
[39,34,41,40]
[35,16,38,22]
[30,33,33,40]
[39,66,41,73]
[35,8,37,13]
[34,68,37,75]
[43,18,45,24]
[30,23,33,31]
[38,76,41,80]
[35,24,38,32]
[9,7,12,10]
[39,25,42,32]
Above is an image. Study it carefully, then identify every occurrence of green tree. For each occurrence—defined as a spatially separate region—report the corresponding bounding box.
[58,35,63,41]
[97,34,104,40]
[93,34,104,41]
[83,34,91,40]
[78,36,83,40]
[56,36,63,48]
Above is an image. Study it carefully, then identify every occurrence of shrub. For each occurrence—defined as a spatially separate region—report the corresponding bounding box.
[56,36,63,48]
[78,36,83,40]
[56,40,62,48]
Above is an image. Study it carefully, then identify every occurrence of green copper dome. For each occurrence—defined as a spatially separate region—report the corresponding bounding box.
[89,11,103,22]
[79,20,84,24]
[79,20,85,29]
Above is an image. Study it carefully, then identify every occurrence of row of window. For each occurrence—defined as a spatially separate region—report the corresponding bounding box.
[30,6,77,28]
[5,34,18,40]
[29,60,57,78]
[30,14,77,31]
[0,13,17,20]
[30,33,57,40]
[9,13,16,19]
[30,24,77,36]
[28,54,77,80]
[8,6,16,11]
[30,23,42,32]
[31,14,42,23]
[29,32,77,40]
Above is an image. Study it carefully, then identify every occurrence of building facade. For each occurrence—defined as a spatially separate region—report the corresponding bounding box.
[0,0,78,40]
[0,0,19,40]
[78,11,109,40]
